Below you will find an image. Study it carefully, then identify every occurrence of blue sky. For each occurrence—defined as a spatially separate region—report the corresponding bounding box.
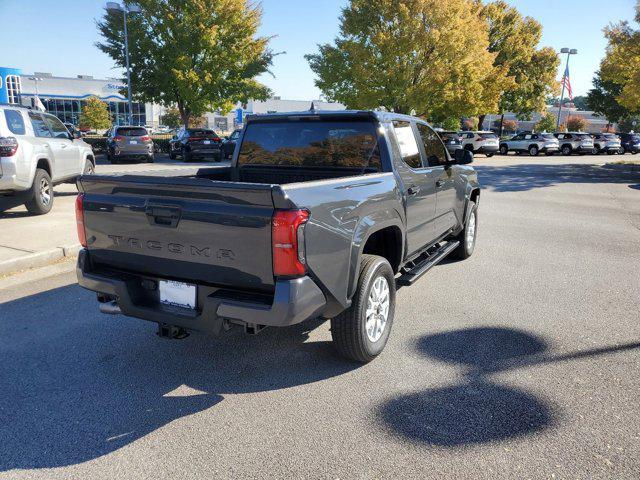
[0,0,637,100]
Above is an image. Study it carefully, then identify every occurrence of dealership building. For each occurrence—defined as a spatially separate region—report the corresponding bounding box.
[1,66,344,132]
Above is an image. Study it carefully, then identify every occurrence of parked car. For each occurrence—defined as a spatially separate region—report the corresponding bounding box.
[554,132,595,155]
[63,123,84,138]
[221,129,241,160]
[0,104,94,215]
[592,133,622,155]
[75,110,480,363]
[168,127,223,162]
[499,132,559,156]
[436,130,463,156]
[106,126,154,164]
[459,131,499,157]
[619,133,640,154]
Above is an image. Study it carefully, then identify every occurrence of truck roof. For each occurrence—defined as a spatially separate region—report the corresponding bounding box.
[244,109,423,124]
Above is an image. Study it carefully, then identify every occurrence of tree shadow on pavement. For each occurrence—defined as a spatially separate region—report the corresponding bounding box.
[476,163,640,193]
[378,327,640,447]
[0,284,359,471]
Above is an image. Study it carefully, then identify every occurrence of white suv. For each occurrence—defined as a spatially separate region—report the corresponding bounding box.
[460,131,499,157]
[0,105,95,214]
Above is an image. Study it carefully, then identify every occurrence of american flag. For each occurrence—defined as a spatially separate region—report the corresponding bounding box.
[561,65,573,102]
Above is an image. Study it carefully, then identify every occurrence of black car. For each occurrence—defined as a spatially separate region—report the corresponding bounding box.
[168,128,223,161]
[436,130,463,155]
[221,129,241,160]
[619,133,640,154]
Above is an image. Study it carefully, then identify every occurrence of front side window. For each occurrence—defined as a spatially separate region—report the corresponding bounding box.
[238,120,381,171]
[28,112,52,138]
[4,110,26,135]
[417,123,447,166]
[392,120,421,169]
[43,114,70,139]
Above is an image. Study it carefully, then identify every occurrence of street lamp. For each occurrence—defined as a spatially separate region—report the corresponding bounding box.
[556,48,578,131]
[28,77,43,110]
[106,1,141,125]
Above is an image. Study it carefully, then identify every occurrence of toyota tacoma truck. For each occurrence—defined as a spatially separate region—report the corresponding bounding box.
[75,110,480,362]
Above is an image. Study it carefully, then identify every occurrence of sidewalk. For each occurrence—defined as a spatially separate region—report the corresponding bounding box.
[0,183,80,276]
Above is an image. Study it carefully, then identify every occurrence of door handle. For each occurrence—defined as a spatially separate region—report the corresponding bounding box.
[407,186,420,196]
[60,144,68,149]
[436,179,445,188]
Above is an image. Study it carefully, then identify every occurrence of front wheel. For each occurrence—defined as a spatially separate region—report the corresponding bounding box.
[331,254,395,363]
[485,152,494,158]
[452,200,477,260]
[529,145,539,156]
[561,145,572,156]
[499,144,509,155]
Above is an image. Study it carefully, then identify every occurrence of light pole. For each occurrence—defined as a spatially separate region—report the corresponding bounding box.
[28,76,43,110]
[556,47,577,131]
[106,2,141,125]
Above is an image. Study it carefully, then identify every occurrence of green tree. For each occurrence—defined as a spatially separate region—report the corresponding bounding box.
[79,96,111,130]
[566,115,586,132]
[478,1,559,130]
[160,107,181,128]
[587,72,631,127]
[599,3,640,111]
[535,111,556,132]
[442,117,461,131]
[305,0,510,122]
[97,0,274,128]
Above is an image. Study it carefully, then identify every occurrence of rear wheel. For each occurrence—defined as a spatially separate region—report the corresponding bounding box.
[331,254,395,363]
[561,145,572,156]
[485,152,494,158]
[499,144,509,155]
[25,168,53,215]
[83,158,95,175]
[529,145,539,156]
[169,149,176,160]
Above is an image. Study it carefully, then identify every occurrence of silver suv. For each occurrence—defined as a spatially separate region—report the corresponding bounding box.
[499,132,559,156]
[592,133,622,155]
[0,105,94,215]
[554,132,595,156]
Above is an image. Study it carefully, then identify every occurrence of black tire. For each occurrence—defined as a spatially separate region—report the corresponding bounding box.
[529,145,539,156]
[182,147,191,162]
[25,168,53,215]
[169,150,176,160]
[545,151,554,156]
[331,254,396,363]
[485,152,494,158]
[83,158,95,175]
[452,200,477,260]
[499,144,509,155]
[561,145,572,156]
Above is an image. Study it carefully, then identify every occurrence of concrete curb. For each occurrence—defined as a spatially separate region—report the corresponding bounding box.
[0,243,81,276]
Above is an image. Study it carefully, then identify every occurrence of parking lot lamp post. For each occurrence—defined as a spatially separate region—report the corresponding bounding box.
[28,77,43,110]
[106,2,141,126]
[556,48,577,131]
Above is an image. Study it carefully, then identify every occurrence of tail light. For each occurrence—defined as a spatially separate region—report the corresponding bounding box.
[189,137,203,142]
[0,137,19,156]
[212,137,221,142]
[140,135,151,142]
[75,193,87,247]
[272,209,309,277]
[113,136,124,142]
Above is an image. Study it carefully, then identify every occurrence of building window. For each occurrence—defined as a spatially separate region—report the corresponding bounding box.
[6,75,22,104]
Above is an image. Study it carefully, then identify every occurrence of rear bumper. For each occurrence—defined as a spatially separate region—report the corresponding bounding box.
[187,148,221,157]
[540,145,559,153]
[76,249,326,334]
[475,145,499,153]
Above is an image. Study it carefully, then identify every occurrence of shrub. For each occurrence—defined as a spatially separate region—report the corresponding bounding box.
[463,117,479,130]
[565,115,586,132]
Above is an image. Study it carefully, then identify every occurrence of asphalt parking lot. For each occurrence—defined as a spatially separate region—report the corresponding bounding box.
[0,154,639,478]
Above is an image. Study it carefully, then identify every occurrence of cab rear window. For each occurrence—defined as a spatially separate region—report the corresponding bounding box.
[4,110,26,135]
[238,120,381,171]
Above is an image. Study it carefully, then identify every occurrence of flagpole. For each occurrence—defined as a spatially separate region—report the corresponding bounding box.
[556,48,577,131]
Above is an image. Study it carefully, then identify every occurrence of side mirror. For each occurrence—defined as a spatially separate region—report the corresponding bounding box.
[454,148,473,164]
[73,131,82,139]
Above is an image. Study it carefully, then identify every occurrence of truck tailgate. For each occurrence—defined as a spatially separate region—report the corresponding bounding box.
[79,175,276,292]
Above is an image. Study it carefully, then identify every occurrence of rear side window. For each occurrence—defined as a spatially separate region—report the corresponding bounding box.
[43,115,70,139]
[4,110,26,135]
[392,121,421,168]
[28,112,52,138]
[238,120,381,171]
[417,123,447,166]
[116,127,147,137]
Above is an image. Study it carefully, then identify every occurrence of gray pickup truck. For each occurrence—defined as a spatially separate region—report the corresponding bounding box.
[75,110,480,362]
